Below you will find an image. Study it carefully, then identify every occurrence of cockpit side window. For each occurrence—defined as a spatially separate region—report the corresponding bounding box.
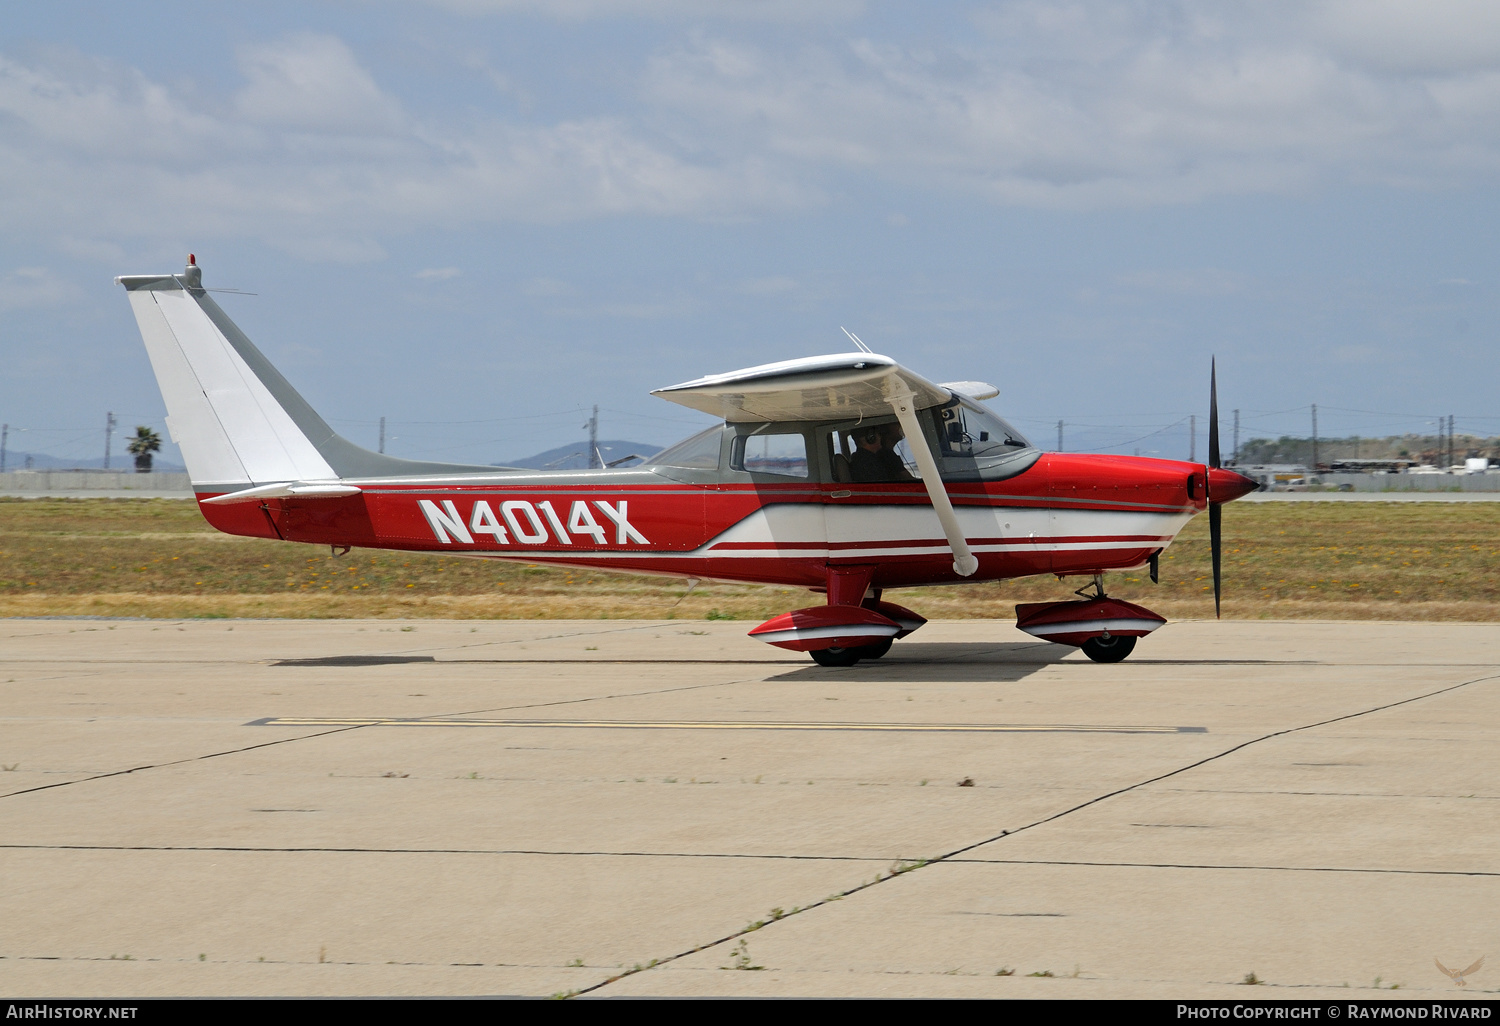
[825,419,921,482]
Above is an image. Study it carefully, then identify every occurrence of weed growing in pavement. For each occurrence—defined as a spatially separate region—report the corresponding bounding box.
[1241,972,1263,985]
[723,940,764,971]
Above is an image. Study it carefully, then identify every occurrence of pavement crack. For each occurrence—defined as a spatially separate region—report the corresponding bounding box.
[0,727,363,801]
[571,668,1500,998]
[936,670,1500,862]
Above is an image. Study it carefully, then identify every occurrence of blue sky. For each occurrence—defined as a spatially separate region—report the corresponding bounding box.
[3,0,1500,467]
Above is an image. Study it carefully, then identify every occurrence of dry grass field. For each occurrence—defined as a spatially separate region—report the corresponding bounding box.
[1,497,1496,621]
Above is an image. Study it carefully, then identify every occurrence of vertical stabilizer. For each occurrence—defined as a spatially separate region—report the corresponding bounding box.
[118,260,335,490]
[117,257,499,492]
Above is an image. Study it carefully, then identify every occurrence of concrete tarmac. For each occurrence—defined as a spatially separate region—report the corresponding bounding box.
[1,617,1497,999]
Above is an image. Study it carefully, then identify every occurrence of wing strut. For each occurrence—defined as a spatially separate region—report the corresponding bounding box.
[887,389,979,577]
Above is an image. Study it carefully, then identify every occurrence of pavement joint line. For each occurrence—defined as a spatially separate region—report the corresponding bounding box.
[3,657,1358,666]
[388,620,700,656]
[0,675,770,801]
[4,844,1496,879]
[1166,787,1500,799]
[421,674,770,722]
[941,858,1500,877]
[0,843,896,861]
[246,717,1208,734]
[571,668,1500,999]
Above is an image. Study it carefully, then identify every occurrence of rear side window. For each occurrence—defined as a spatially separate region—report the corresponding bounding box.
[733,432,809,478]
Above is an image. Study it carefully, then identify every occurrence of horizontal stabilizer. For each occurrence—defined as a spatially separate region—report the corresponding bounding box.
[201,482,364,505]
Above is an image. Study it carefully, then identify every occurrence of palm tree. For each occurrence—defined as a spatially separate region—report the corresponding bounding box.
[126,426,162,473]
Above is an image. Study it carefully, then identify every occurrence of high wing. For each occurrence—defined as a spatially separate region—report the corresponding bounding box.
[654,352,979,576]
[651,353,952,423]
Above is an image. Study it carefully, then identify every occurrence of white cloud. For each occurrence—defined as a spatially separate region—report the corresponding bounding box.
[5,5,1500,263]
[235,34,406,134]
[0,36,808,261]
[1312,0,1500,74]
[1115,269,1249,297]
[736,275,799,295]
[643,3,1500,206]
[0,267,76,311]
[415,266,462,279]
[420,0,864,21]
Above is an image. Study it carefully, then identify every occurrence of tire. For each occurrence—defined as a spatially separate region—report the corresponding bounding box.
[851,638,893,661]
[810,647,862,667]
[1080,634,1136,663]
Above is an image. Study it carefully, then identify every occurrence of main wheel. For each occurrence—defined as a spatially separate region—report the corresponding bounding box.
[1080,634,1136,663]
[810,646,862,667]
[851,638,893,661]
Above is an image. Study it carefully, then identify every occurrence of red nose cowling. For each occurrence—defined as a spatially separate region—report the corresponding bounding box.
[1207,467,1258,503]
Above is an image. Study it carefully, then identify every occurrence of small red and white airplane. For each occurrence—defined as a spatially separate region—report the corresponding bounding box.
[118,256,1257,665]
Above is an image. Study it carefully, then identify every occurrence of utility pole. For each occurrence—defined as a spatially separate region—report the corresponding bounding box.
[1,423,7,474]
[1232,409,1240,464]
[104,412,117,470]
[1449,414,1456,467]
[1189,415,1196,463]
[586,405,600,469]
[378,417,386,454]
[1310,404,1318,470]
[1056,420,1064,452]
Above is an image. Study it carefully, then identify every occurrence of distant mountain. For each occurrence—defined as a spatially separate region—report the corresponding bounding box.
[0,451,186,473]
[501,440,662,471]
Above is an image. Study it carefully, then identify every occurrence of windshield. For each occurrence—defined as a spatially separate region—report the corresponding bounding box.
[642,425,722,469]
[935,398,1030,459]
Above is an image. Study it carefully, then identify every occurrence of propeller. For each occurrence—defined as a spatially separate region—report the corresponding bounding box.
[1201,359,1259,617]
[1208,358,1222,618]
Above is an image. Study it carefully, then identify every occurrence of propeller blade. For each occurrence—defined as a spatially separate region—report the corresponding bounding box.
[1209,357,1223,617]
[1208,357,1220,470]
[1209,500,1222,618]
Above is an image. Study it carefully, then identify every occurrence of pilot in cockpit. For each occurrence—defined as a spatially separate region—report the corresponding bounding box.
[850,424,915,483]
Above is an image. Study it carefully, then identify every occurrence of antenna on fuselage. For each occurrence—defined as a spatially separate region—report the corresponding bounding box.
[840,327,873,354]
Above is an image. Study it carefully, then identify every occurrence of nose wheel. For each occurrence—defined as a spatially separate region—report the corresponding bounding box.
[1080,634,1136,663]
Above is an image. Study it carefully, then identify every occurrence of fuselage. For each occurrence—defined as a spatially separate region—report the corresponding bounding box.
[195,450,1209,591]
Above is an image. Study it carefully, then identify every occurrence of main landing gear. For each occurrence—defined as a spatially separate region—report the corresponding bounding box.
[747,569,926,666]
